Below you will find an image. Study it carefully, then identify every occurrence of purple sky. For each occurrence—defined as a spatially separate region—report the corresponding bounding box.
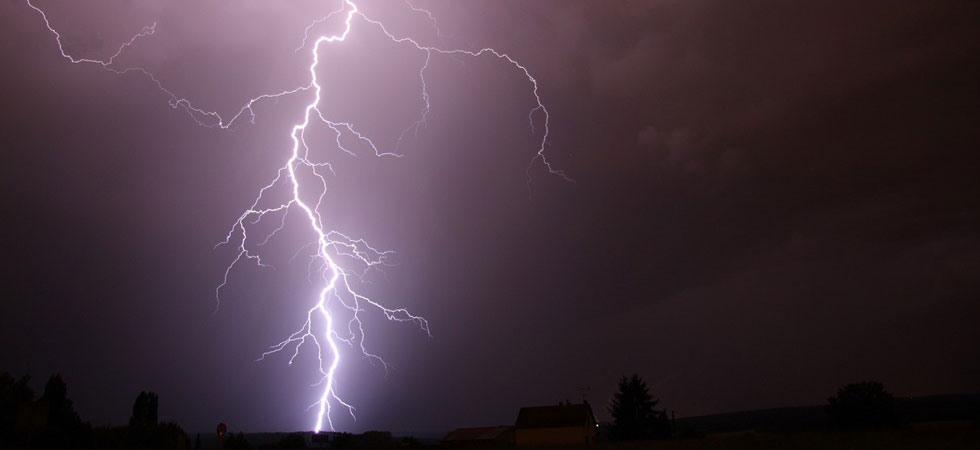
[1,0,979,435]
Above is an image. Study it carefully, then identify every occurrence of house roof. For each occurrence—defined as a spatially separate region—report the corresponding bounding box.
[515,403,597,429]
[442,426,512,442]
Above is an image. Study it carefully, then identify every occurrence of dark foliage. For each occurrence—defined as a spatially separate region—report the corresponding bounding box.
[41,375,84,430]
[398,436,423,447]
[329,432,355,449]
[828,381,898,429]
[91,422,188,449]
[1,372,188,449]
[608,374,671,440]
[277,432,306,449]
[225,432,252,450]
[30,374,93,448]
[0,373,36,446]
[327,431,395,449]
[131,391,160,427]
[358,431,394,449]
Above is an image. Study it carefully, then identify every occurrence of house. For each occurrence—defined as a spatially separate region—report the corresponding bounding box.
[442,426,515,447]
[514,402,597,446]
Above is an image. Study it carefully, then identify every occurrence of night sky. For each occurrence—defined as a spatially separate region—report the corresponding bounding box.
[2,0,979,435]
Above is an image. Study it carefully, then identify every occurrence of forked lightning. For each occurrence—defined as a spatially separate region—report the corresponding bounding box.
[27,0,568,431]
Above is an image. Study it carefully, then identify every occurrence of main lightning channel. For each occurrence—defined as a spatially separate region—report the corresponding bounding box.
[28,0,568,431]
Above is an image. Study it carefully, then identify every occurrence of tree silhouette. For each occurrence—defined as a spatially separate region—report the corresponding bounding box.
[41,374,82,429]
[130,391,159,427]
[1,373,35,444]
[828,381,898,429]
[608,374,670,440]
[34,374,91,448]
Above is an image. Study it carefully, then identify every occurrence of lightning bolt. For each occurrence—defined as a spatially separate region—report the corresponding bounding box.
[27,0,570,431]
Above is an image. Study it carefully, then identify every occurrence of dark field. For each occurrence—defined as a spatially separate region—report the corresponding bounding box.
[436,421,979,450]
[546,421,980,450]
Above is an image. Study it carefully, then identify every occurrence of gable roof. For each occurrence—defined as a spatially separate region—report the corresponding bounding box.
[442,426,512,442]
[515,403,596,429]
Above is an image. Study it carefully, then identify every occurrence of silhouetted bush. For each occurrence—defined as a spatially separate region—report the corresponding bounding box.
[828,381,898,429]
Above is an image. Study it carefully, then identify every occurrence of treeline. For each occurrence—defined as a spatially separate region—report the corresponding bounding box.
[1,372,187,449]
[608,375,909,442]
